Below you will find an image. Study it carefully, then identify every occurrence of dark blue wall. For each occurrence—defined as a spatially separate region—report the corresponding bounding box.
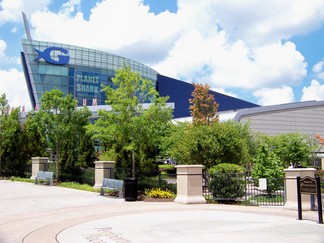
[157,74,259,118]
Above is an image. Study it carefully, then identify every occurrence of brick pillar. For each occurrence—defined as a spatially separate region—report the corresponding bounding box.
[174,165,206,204]
[30,157,50,179]
[94,161,116,188]
[284,168,316,210]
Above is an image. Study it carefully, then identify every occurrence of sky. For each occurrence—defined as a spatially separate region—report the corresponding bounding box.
[1,0,324,111]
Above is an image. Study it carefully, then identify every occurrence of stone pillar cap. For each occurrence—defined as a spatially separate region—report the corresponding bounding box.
[94,161,116,164]
[175,165,204,168]
[284,168,316,172]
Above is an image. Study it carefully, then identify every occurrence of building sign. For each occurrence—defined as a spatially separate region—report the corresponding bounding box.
[34,47,70,65]
[76,71,101,98]
[300,176,317,195]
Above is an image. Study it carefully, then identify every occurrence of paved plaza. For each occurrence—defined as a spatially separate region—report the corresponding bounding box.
[0,180,323,243]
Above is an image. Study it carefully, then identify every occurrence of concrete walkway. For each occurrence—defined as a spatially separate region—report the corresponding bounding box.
[0,180,323,243]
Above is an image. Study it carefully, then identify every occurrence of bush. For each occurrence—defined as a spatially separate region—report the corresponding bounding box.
[144,188,175,199]
[209,163,245,200]
[59,168,95,186]
[138,176,176,193]
[158,165,176,175]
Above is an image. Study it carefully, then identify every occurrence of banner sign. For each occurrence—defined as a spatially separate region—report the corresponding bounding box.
[75,71,113,98]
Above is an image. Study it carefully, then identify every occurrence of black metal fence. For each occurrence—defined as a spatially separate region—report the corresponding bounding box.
[203,171,285,206]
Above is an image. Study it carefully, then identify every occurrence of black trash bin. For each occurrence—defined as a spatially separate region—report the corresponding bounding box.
[124,178,138,201]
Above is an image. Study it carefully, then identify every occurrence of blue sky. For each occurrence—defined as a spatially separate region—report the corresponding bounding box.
[0,0,324,111]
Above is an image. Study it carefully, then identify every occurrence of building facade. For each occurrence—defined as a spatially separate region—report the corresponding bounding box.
[234,100,324,137]
[21,39,258,118]
[21,39,158,110]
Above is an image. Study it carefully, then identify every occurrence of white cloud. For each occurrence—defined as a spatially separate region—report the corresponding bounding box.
[196,0,324,45]
[30,0,181,63]
[27,0,313,89]
[301,80,324,101]
[0,39,6,59]
[155,34,307,91]
[0,0,51,24]
[312,60,324,80]
[212,88,238,98]
[60,0,81,16]
[253,86,295,106]
[0,69,31,111]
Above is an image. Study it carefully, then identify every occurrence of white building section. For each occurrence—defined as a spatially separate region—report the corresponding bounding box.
[234,100,324,137]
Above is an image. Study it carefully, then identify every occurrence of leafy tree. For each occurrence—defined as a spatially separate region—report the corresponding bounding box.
[0,93,9,174]
[251,144,284,193]
[88,66,172,178]
[0,94,28,176]
[189,83,219,125]
[34,89,92,181]
[315,134,324,145]
[20,112,47,160]
[77,132,96,168]
[255,133,317,168]
[164,121,255,169]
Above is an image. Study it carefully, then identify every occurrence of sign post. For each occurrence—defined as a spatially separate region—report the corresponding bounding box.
[297,176,323,224]
[297,176,302,220]
[315,177,323,224]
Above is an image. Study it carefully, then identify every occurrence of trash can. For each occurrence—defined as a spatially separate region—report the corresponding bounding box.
[124,178,138,201]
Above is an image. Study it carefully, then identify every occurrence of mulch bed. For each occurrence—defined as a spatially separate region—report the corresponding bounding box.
[143,197,174,202]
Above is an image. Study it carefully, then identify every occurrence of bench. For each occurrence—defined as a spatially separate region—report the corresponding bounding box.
[100,178,124,198]
[35,171,53,186]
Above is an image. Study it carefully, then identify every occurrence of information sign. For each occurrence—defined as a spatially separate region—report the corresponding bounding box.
[300,176,317,195]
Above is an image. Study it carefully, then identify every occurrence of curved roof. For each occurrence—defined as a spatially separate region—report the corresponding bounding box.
[234,100,324,122]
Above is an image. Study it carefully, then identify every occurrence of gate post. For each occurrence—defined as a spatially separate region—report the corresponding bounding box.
[284,168,316,210]
[30,157,50,179]
[174,165,206,204]
[94,161,115,188]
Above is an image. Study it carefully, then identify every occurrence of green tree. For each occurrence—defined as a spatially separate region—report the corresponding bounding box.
[77,132,96,168]
[34,89,92,181]
[255,133,317,168]
[189,83,219,125]
[0,94,28,176]
[20,112,47,160]
[0,93,9,174]
[165,121,255,169]
[251,144,284,193]
[88,66,172,177]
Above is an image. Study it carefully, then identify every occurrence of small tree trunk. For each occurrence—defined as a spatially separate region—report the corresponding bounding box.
[55,144,59,182]
[132,150,135,178]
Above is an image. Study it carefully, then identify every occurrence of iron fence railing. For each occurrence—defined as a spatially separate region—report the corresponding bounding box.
[203,171,285,206]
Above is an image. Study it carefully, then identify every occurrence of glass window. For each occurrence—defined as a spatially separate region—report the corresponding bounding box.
[35,84,44,93]
[69,49,75,58]
[68,76,74,86]
[68,86,74,95]
[69,68,75,77]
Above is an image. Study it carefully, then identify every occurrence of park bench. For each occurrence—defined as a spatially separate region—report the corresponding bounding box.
[35,171,53,186]
[100,178,124,198]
